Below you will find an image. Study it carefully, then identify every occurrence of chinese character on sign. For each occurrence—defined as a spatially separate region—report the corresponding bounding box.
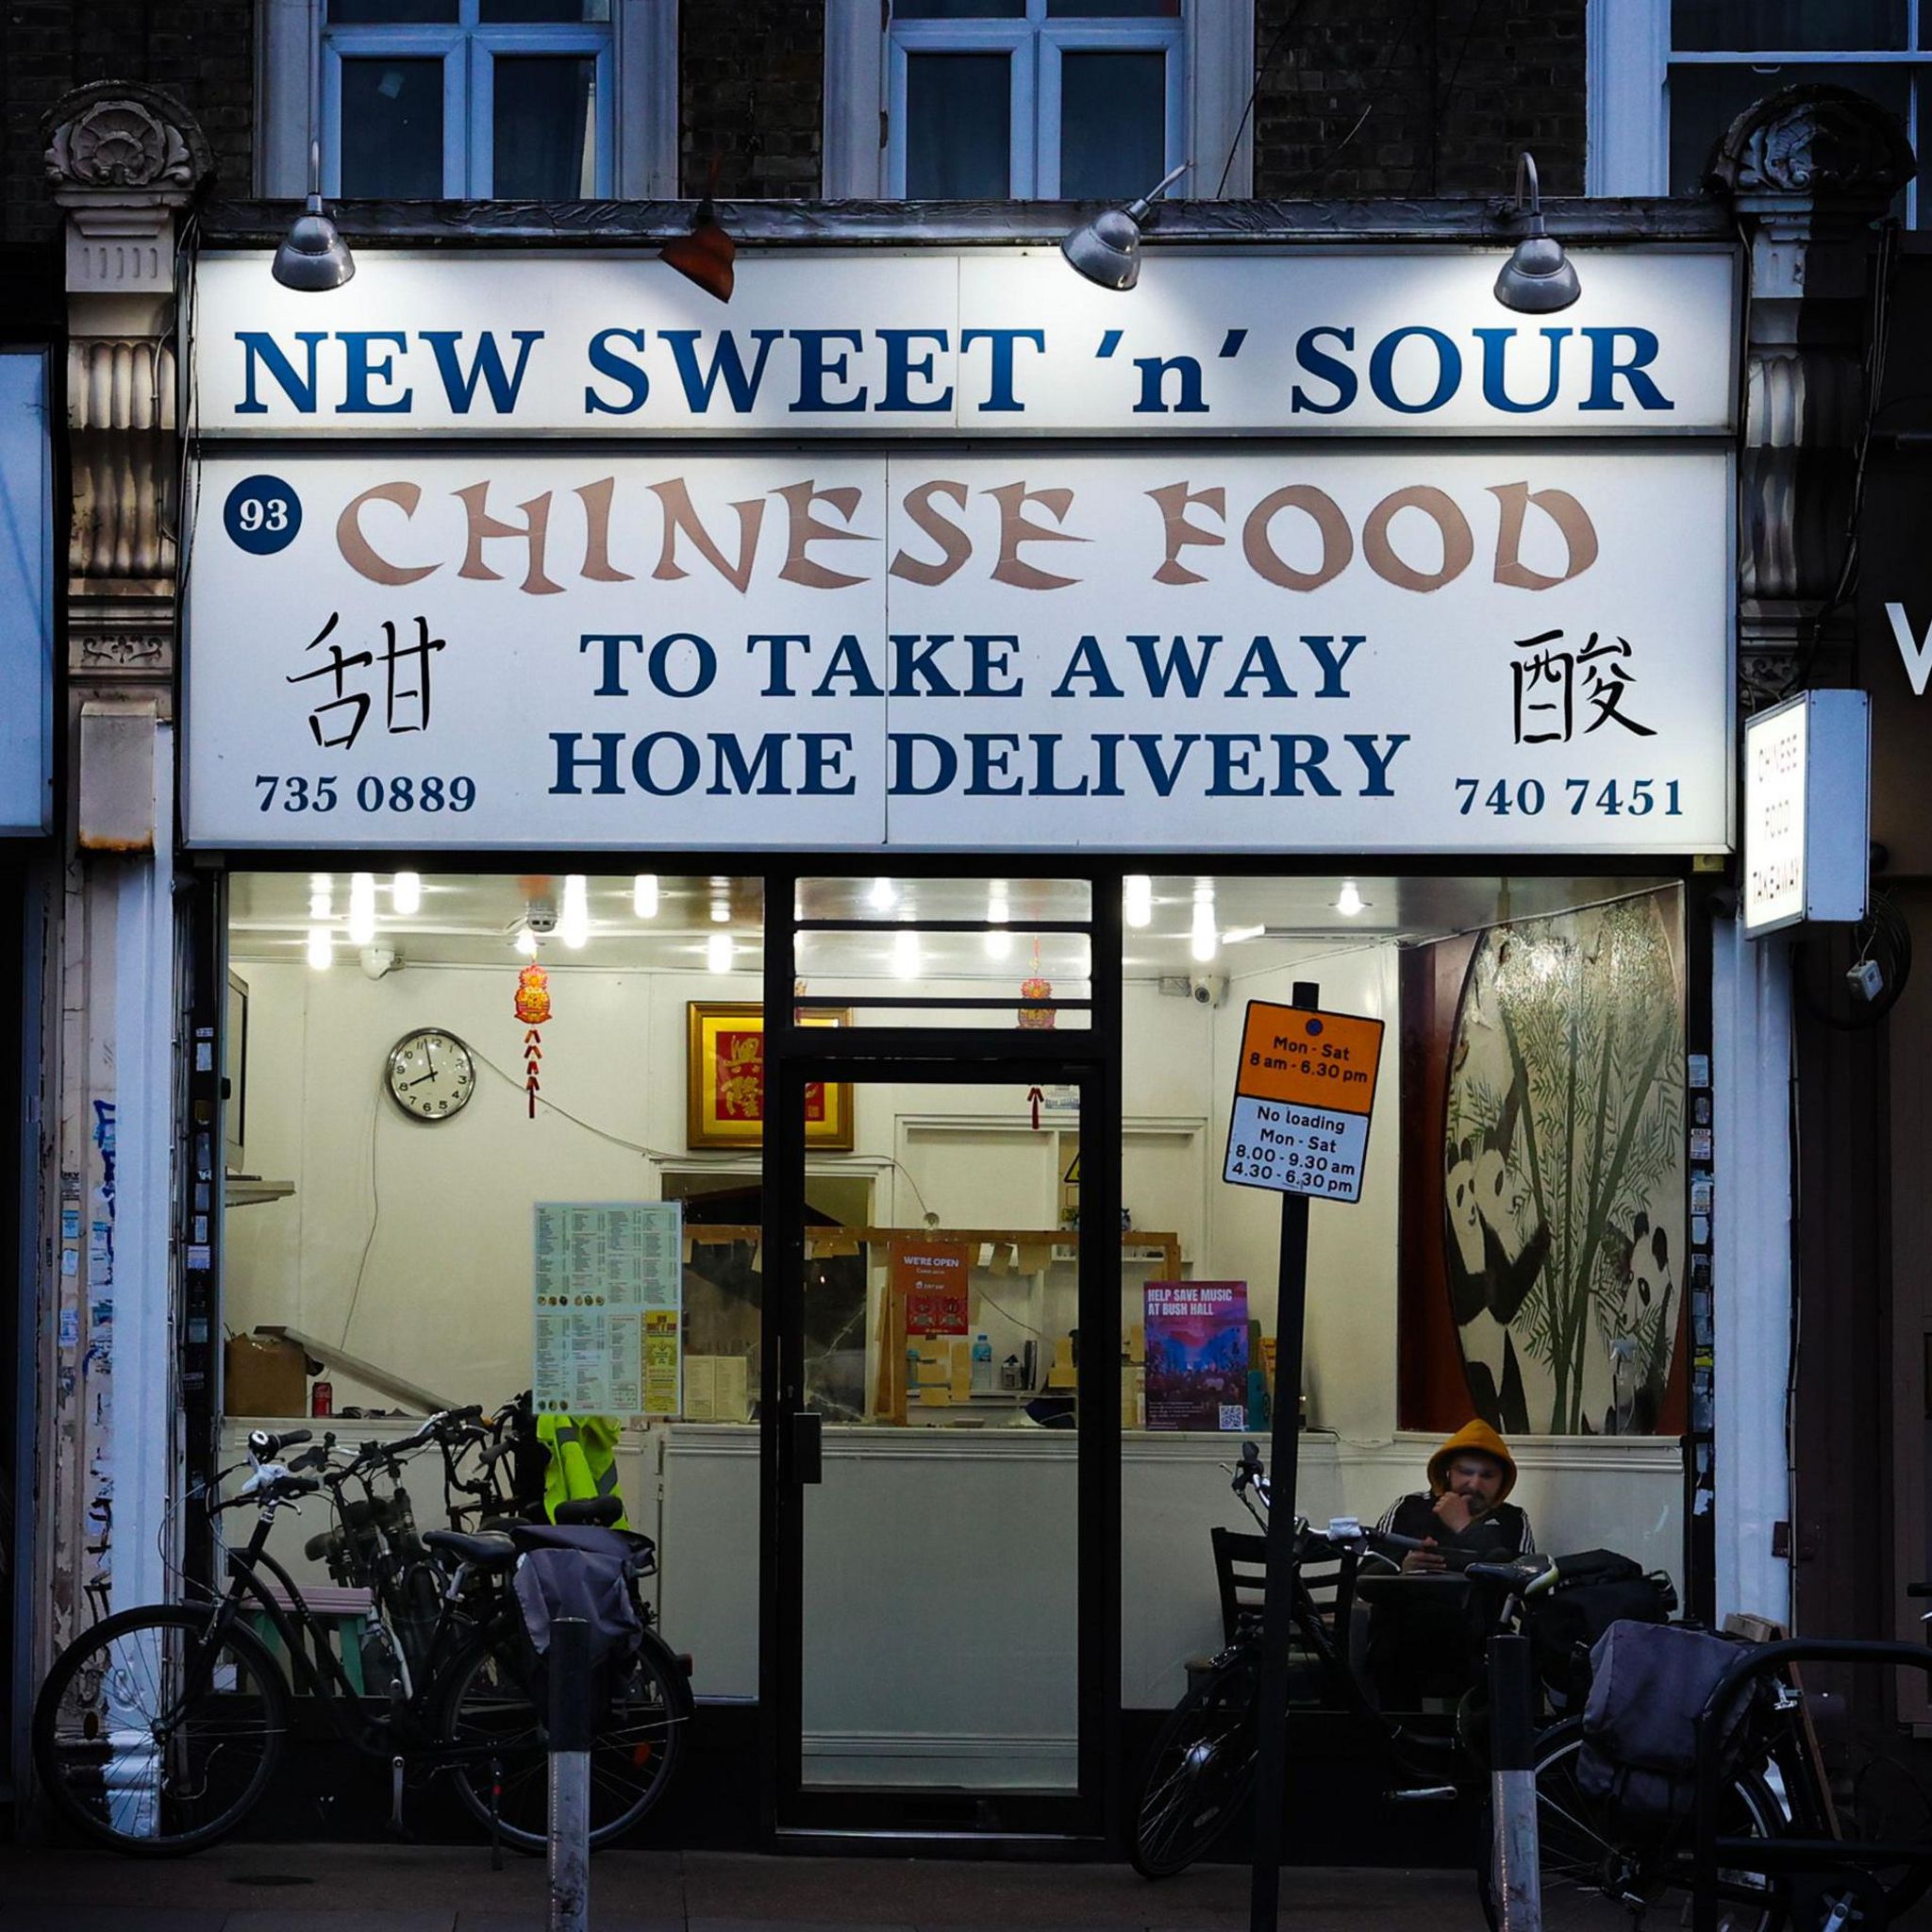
[1510,629,1655,745]
[287,612,447,750]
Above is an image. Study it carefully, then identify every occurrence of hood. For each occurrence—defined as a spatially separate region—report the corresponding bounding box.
[1426,1419,1517,1503]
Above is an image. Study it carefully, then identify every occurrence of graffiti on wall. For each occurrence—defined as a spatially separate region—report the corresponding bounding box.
[1444,893,1685,1437]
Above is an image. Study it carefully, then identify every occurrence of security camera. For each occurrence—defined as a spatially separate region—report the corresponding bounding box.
[1188,974,1227,1008]
[358,944,401,981]
[525,900,558,934]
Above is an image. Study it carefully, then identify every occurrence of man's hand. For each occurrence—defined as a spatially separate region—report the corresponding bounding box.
[1401,1537,1447,1574]
[1433,1490,1479,1537]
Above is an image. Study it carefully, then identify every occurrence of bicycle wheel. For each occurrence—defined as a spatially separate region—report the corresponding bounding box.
[1131,1652,1260,1879]
[32,1604,288,1856]
[1476,1718,1787,1932]
[436,1625,691,1853]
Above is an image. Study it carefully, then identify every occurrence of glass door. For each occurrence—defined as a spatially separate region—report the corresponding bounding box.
[768,1052,1114,1837]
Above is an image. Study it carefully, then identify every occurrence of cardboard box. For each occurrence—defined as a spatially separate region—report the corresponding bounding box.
[224,1330,314,1416]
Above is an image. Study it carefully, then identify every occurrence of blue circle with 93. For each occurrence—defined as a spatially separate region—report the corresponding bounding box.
[224,475,302,555]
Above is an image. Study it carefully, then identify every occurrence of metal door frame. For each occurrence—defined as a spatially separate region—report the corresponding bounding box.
[758,865,1123,1848]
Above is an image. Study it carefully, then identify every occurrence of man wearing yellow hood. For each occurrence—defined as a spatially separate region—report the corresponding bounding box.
[1365,1420,1535,1708]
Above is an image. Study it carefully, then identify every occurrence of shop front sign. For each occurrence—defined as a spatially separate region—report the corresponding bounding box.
[185,250,1736,856]
[0,349,54,839]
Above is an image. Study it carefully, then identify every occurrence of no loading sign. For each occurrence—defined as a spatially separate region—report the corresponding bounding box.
[1223,1004,1385,1204]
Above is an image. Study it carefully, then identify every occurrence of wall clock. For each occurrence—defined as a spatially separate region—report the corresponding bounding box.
[385,1027,477,1123]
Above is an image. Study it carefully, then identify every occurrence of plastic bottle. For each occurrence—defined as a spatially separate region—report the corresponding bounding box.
[972,1332,993,1393]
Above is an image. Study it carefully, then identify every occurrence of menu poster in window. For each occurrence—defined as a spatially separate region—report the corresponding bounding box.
[533,1201,683,1416]
[1143,1282,1249,1432]
[891,1238,972,1336]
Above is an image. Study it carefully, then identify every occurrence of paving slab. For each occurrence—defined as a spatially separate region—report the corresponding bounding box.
[220,1914,458,1932]
[0,1913,227,1932]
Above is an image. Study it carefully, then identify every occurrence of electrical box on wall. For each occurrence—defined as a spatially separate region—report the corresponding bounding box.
[1742,689,1871,937]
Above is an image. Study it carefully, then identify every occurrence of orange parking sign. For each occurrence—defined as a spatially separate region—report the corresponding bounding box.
[1236,1004,1383,1111]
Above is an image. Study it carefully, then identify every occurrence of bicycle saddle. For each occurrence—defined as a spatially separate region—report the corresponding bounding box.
[423,1527,518,1569]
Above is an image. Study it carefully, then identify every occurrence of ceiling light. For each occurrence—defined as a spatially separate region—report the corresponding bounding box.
[515,924,540,956]
[1493,150,1580,314]
[560,874,590,949]
[1061,161,1189,291]
[984,928,1013,961]
[1124,874,1153,929]
[634,874,659,919]
[347,872,376,946]
[869,875,896,912]
[306,925,333,971]
[1222,924,1266,945]
[707,930,734,974]
[710,900,731,924]
[891,929,921,980]
[1190,897,1219,964]
[308,886,331,920]
[1336,880,1368,917]
[391,871,422,916]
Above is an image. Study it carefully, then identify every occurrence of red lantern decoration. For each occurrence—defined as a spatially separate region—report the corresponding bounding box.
[1017,940,1055,1030]
[515,962,551,1118]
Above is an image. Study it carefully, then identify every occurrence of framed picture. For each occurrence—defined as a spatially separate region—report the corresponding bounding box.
[686,1002,855,1151]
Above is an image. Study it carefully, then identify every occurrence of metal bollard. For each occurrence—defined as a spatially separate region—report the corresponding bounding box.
[548,1616,591,1932]
[1488,1632,1542,1932]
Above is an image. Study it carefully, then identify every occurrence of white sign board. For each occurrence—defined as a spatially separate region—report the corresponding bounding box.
[191,247,1740,439]
[0,351,53,837]
[1223,1004,1384,1203]
[183,447,1733,853]
[532,1200,682,1416]
[1742,688,1871,936]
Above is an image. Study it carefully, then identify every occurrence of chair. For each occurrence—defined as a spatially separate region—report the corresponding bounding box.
[247,1582,375,1693]
[1211,1526,1360,1702]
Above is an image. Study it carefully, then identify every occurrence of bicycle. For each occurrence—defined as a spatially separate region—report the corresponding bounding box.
[1485,1629,1932,1931]
[31,1409,693,1857]
[1129,1441,1569,1879]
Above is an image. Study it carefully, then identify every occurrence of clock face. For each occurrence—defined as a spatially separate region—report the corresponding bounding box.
[386,1028,476,1123]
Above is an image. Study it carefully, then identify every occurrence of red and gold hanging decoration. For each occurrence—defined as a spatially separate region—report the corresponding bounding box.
[1017,938,1055,1030]
[514,961,551,1118]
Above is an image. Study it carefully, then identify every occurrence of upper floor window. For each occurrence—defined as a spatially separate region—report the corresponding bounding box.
[1669,1,1924,219]
[888,0,1183,199]
[1592,0,1924,222]
[321,0,615,198]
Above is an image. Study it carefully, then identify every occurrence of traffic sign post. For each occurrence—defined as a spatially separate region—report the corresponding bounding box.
[1233,991,1383,1932]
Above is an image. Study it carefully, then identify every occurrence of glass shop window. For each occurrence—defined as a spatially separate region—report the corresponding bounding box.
[889,0,1182,199]
[324,0,612,199]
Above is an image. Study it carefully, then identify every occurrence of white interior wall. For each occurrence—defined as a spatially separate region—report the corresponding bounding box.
[223,953,1394,1424]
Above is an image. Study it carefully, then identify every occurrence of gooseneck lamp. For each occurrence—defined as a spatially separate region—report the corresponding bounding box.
[273,0,355,291]
[1060,162,1190,292]
[1492,151,1578,315]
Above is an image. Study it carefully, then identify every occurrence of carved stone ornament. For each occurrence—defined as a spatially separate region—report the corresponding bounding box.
[43,82,212,195]
[1707,83,1917,204]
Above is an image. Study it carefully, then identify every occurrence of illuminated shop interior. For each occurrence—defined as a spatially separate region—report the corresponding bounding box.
[222,867,1689,1789]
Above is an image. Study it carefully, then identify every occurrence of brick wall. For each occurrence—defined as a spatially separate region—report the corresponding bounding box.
[1251,0,1586,201]
[680,0,824,200]
[3,0,255,243]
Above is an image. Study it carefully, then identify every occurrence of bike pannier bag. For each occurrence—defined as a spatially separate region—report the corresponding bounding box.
[1527,1550,1673,1703]
[511,1541,643,1713]
[1576,1620,1753,1831]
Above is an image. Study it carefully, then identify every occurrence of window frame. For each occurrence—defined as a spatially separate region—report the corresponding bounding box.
[260,0,672,200]
[829,0,1247,201]
[1590,0,1924,221]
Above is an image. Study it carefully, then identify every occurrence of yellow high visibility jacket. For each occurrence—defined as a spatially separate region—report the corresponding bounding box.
[536,1413,629,1530]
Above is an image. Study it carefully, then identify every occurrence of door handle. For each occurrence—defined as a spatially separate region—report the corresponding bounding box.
[791,1410,824,1486]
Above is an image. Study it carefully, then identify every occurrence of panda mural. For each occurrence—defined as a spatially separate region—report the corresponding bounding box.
[1443,893,1686,1437]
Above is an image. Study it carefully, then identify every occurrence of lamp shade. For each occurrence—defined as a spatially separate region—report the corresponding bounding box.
[272,194,356,292]
[1493,232,1580,313]
[661,200,736,303]
[1059,161,1189,292]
